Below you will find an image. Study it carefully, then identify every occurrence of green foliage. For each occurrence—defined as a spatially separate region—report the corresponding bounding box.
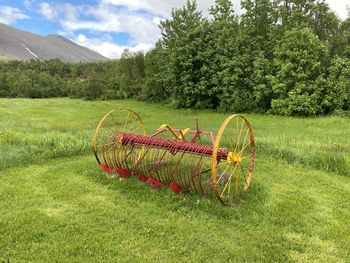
[0,71,10,97]
[118,49,145,98]
[207,0,240,111]
[8,70,65,98]
[269,28,328,116]
[158,0,211,108]
[332,12,350,58]
[141,46,170,102]
[0,0,349,116]
[323,57,350,113]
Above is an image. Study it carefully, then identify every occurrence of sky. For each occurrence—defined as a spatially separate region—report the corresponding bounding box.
[0,0,349,59]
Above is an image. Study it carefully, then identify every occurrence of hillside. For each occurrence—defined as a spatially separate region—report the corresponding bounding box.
[0,23,107,62]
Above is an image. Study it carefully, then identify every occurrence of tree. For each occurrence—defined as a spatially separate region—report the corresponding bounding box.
[220,0,275,112]
[119,49,145,98]
[141,45,171,102]
[323,57,350,113]
[203,0,240,110]
[269,28,328,116]
[158,0,209,108]
[273,0,339,42]
[0,71,9,97]
[331,11,350,58]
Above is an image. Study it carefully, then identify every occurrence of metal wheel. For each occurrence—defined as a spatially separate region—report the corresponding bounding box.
[93,109,146,167]
[211,114,255,205]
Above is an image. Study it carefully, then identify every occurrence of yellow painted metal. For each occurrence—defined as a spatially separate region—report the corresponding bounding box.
[182,128,190,136]
[93,108,146,165]
[159,124,182,140]
[93,108,254,205]
[226,151,242,165]
[211,114,255,205]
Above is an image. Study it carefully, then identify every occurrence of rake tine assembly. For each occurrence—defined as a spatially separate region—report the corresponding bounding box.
[93,108,255,205]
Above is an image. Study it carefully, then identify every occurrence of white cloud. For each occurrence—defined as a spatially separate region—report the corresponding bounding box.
[116,13,161,43]
[60,16,120,33]
[36,0,348,60]
[23,0,34,10]
[32,1,160,58]
[101,0,217,17]
[327,0,349,20]
[39,2,58,21]
[72,33,153,59]
[0,6,29,25]
[58,4,161,43]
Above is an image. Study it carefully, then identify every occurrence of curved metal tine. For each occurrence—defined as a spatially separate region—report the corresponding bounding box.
[154,143,166,183]
[102,133,114,166]
[115,133,125,170]
[192,144,205,191]
[172,148,187,188]
[148,141,161,181]
[160,145,172,184]
[133,142,151,171]
[128,136,141,174]
[164,140,177,184]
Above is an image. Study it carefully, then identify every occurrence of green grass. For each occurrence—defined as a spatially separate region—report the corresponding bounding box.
[0,98,349,262]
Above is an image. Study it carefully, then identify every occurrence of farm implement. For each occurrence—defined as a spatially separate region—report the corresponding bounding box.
[93,109,255,205]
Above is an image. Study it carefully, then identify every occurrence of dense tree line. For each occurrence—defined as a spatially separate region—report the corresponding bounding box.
[0,0,349,116]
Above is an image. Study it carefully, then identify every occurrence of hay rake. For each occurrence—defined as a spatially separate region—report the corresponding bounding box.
[93,109,255,205]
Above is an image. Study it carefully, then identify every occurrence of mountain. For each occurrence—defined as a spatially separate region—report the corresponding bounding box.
[0,23,107,62]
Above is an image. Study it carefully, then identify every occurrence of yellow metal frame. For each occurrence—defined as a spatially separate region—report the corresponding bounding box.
[159,124,190,141]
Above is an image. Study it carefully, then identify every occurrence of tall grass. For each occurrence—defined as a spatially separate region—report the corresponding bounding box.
[0,98,349,176]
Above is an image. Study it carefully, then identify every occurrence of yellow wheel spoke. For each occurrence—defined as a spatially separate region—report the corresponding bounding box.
[127,116,137,133]
[241,155,251,161]
[228,122,236,149]
[228,165,236,195]
[239,129,249,153]
[218,164,230,183]
[224,133,234,150]
[235,119,244,153]
[122,111,130,131]
[238,142,251,156]
[129,120,140,135]
[235,166,240,193]
[220,165,237,197]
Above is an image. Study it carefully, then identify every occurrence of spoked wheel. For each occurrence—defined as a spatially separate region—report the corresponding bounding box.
[211,114,255,206]
[93,109,146,170]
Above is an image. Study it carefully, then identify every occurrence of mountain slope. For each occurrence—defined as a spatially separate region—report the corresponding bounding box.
[0,23,107,62]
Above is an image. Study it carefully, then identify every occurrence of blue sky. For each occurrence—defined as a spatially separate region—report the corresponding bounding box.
[0,0,348,58]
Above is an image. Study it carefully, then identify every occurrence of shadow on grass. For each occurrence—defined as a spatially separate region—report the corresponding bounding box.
[81,159,269,221]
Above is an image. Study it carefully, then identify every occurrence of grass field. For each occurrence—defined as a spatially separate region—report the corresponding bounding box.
[0,98,349,262]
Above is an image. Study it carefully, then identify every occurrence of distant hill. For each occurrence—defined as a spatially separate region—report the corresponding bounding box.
[0,23,108,62]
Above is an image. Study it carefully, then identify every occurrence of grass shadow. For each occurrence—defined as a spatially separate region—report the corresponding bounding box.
[81,157,269,221]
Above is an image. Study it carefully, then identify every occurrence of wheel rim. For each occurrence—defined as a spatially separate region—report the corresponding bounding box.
[211,114,255,205]
[93,109,146,166]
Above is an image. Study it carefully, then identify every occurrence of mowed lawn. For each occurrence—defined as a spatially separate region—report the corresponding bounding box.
[0,98,349,262]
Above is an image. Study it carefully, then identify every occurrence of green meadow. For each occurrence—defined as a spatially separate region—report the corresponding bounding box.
[0,98,349,262]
